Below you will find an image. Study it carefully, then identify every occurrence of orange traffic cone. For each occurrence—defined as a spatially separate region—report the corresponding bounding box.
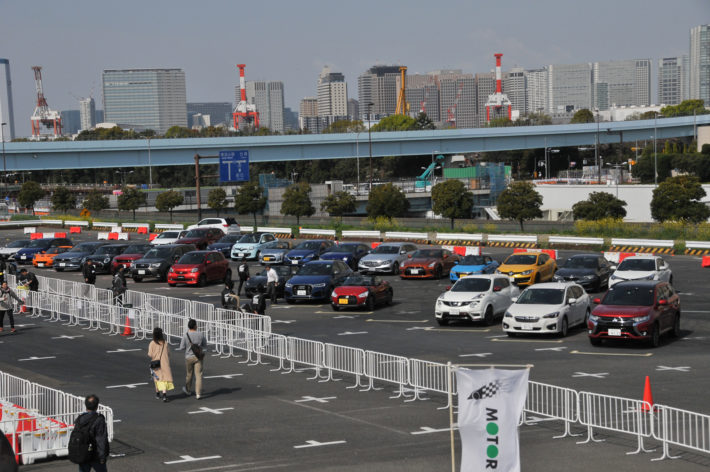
[641,375,654,412]
[121,314,133,336]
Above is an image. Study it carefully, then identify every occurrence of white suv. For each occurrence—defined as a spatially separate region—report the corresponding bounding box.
[187,217,241,234]
[435,275,519,326]
[609,256,672,287]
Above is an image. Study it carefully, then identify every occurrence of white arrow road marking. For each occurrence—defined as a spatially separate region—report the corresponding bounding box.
[106,348,142,354]
[656,365,691,372]
[333,315,357,319]
[164,455,222,465]
[572,372,609,379]
[188,407,234,415]
[406,326,432,331]
[337,331,368,336]
[294,440,346,449]
[106,382,148,389]
[271,320,296,324]
[19,356,56,362]
[367,319,428,323]
[459,353,492,358]
[14,324,35,327]
[295,396,336,404]
[411,425,459,435]
[51,335,84,340]
[204,374,243,379]
[570,350,652,357]
[535,347,568,352]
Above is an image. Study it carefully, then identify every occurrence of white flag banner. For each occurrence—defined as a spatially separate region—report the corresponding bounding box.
[456,368,529,472]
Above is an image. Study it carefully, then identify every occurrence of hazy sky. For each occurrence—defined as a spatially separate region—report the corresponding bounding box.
[0,0,707,136]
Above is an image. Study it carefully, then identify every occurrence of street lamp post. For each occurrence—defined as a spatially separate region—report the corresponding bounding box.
[654,112,658,186]
[594,108,601,184]
[146,136,153,188]
[367,102,374,191]
[356,131,361,195]
[1,122,6,199]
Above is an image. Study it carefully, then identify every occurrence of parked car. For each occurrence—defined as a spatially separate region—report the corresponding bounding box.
[609,256,672,287]
[400,248,460,279]
[258,240,293,265]
[358,242,419,275]
[496,252,557,286]
[435,275,519,326]
[449,255,500,282]
[131,244,196,282]
[284,260,352,302]
[53,241,108,271]
[168,250,231,287]
[13,237,74,264]
[320,243,371,270]
[207,234,242,258]
[111,244,153,274]
[243,265,297,298]
[0,239,32,260]
[230,232,277,260]
[502,282,590,337]
[553,254,614,291]
[284,239,335,266]
[187,217,241,234]
[331,273,393,311]
[32,246,73,268]
[176,227,225,250]
[588,280,680,347]
[151,230,188,245]
[82,244,131,274]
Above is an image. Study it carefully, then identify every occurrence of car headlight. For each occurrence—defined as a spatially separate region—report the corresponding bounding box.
[130,263,136,269]
[190,268,199,273]
[312,283,326,288]
[610,274,619,280]
[428,262,437,268]
[633,315,651,323]
[342,257,349,261]
[588,314,599,322]
[169,267,175,273]
[543,311,560,319]
[104,258,111,263]
[552,274,563,281]
[285,283,292,288]
[504,311,512,318]
[331,291,337,298]
[150,263,162,268]
[520,269,533,275]
[495,269,501,274]
[357,291,368,299]
[583,275,596,280]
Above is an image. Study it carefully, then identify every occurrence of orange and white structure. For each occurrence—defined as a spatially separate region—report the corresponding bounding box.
[232,64,260,130]
[484,53,512,123]
[30,66,62,140]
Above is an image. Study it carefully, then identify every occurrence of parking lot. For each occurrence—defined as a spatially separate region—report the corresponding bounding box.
[2,227,710,471]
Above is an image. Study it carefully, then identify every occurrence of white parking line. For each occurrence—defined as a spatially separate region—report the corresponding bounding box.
[106,348,142,354]
[164,455,222,465]
[51,335,84,340]
[656,365,691,372]
[570,350,652,357]
[337,331,368,336]
[572,372,609,378]
[294,440,346,449]
[18,356,56,362]
[188,407,234,415]
[459,353,492,358]
[106,382,148,389]
[410,425,458,435]
[295,396,336,404]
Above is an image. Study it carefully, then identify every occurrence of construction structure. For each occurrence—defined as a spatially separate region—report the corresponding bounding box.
[232,64,260,131]
[30,66,62,140]
[395,66,409,115]
[484,54,513,123]
[445,82,464,127]
[0,59,15,140]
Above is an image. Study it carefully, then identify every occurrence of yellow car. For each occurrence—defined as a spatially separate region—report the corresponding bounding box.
[496,252,557,286]
[33,246,73,268]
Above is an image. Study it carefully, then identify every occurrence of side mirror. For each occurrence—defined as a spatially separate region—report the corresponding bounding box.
[593,298,601,304]
[493,286,502,292]
[445,286,451,291]
[610,265,617,271]
[453,260,459,265]
[657,299,668,306]
[511,297,518,303]
[408,254,412,258]
[568,298,577,305]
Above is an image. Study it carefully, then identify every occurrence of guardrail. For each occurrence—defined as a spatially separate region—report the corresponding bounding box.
[341,230,381,239]
[257,226,292,236]
[611,238,674,248]
[384,231,428,241]
[299,228,336,237]
[548,236,604,245]
[487,234,538,243]
[64,220,90,227]
[435,232,483,242]
[154,223,184,230]
[685,240,710,249]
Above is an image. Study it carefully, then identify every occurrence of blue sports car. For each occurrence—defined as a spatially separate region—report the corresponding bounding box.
[284,239,335,266]
[449,255,499,282]
[207,234,242,258]
[319,242,371,269]
[284,260,352,302]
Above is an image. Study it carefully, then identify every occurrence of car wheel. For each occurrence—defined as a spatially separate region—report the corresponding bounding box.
[669,275,674,286]
[589,337,602,346]
[168,283,177,287]
[392,262,400,275]
[534,273,540,284]
[55,268,63,272]
[365,295,375,311]
[649,322,661,348]
[197,274,207,287]
[483,305,494,326]
[435,266,443,280]
[559,316,569,337]
[506,331,516,337]
[436,318,448,326]
[254,251,260,261]
[386,290,393,305]
[224,270,232,283]
[331,304,340,312]
[671,313,681,338]
[133,276,143,283]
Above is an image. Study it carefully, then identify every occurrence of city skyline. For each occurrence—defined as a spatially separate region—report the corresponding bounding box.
[0,0,707,136]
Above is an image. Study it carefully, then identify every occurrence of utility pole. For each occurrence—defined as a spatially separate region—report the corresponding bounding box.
[367,102,373,191]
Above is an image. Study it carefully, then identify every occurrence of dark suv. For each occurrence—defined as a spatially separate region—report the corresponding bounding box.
[588,280,680,347]
[82,244,131,274]
[131,244,196,282]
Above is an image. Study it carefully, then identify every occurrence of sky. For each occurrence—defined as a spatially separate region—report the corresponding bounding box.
[0,0,707,136]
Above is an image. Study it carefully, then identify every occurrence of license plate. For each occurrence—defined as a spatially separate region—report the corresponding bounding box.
[521,323,534,331]
[138,270,146,275]
[448,308,459,315]
[38,263,45,267]
[411,269,421,274]
[177,276,185,280]
[60,262,66,267]
[21,255,26,260]
[238,253,244,257]
[608,328,621,336]
[297,290,306,296]
[338,298,348,305]
[263,256,273,261]
[292,260,299,265]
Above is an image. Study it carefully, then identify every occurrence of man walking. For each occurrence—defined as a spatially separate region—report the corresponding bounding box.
[112,267,127,305]
[0,281,22,333]
[237,256,249,296]
[71,394,109,472]
[179,319,207,400]
[266,265,279,304]
[83,260,97,285]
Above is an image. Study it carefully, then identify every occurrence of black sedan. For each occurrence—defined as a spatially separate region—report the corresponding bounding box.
[553,254,613,291]
[243,265,297,299]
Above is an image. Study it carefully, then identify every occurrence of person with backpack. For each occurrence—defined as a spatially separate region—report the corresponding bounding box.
[69,394,109,471]
[237,256,249,296]
[0,281,23,333]
[148,327,174,402]
[179,319,206,400]
[221,280,239,310]
[251,284,267,315]
[83,260,97,285]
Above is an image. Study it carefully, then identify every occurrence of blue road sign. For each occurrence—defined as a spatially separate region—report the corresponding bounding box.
[219,150,249,182]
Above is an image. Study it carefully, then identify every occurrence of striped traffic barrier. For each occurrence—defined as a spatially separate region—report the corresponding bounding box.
[610,238,674,255]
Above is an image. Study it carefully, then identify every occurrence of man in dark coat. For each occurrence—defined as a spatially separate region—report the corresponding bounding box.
[73,394,109,471]
[83,260,97,285]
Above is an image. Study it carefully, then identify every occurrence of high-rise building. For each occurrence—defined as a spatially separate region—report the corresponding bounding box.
[358,65,402,118]
[317,67,348,127]
[525,68,548,117]
[504,67,527,115]
[102,68,187,134]
[547,63,592,113]
[299,97,320,132]
[475,72,496,127]
[96,110,104,123]
[592,59,651,109]
[690,24,710,103]
[60,110,81,135]
[187,102,231,128]
[403,73,441,121]
[283,107,299,131]
[347,99,359,121]
[658,56,689,105]
[440,72,476,128]
[79,97,96,131]
[245,81,285,133]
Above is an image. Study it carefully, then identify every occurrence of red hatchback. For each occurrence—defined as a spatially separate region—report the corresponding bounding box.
[168,250,231,287]
[111,244,153,274]
[331,274,393,311]
[176,228,225,250]
[588,280,680,348]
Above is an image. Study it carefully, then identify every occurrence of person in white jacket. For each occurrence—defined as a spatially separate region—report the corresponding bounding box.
[266,265,279,304]
[0,281,23,333]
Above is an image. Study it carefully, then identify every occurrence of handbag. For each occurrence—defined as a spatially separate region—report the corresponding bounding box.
[150,341,164,369]
[186,332,205,360]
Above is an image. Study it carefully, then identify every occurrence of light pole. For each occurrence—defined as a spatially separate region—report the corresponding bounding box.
[115,170,134,187]
[367,102,374,191]
[146,136,153,188]
[356,131,361,195]
[594,108,600,184]
[654,112,658,186]
[1,122,6,199]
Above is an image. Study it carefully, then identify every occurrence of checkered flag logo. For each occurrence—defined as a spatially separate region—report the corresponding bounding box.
[468,380,503,400]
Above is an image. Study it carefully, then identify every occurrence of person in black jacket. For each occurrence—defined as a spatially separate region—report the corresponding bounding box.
[0,426,18,472]
[220,280,239,310]
[83,260,97,285]
[18,268,38,292]
[74,394,109,471]
[251,285,267,315]
[112,267,127,305]
[236,256,249,296]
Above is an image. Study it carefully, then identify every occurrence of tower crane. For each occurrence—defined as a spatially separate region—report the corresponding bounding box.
[395,66,410,115]
[446,82,464,128]
[232,64,259,130]
[30,66,62,140]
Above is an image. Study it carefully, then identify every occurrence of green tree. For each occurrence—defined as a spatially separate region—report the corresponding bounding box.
[366,183,409,220]
[519,112,552,126]
[496,181,543,231]
[431,180,474,229]
[50,186,76,212]
[414,112,436,130]
[322,120,365,133]
[572,192,627,220]
[320,191,356,222]
[570,108,595,124]
[117,187,146,221]
[661,99,709,118]
[164,126,197,138]
[650,175,710,223]
[17,181,45,215]
[155,190,184,223]
[82,190,109,213]
[371,114,418,132]
[280,182,314,225]
[234,182,266,227]
[207,188,228,216]
[488,117,515,127]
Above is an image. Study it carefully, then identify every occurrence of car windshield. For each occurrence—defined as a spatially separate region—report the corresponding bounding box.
[123,245,150,253]
[516,288,564,305]
[413,249,443,258]
[95,246,124,255]
[46,247,63,254]
[460,256,486,265]
[27,240,50,248]
[238,234,260,243]
[7,240,30,248]
[504,254,537,265]
[563,257,598,269]
[342,275,375,286]
[326,245,359,254]
[296,263,332,276]
[178,253,206,264]
[158,231,178,239]
[184,229,207,238]
[602,286,655,306]
[452,278,491,292]
[372,245,400,254]
[71,242,99,252]
[144,248,173,259]
[617,259,656,271]
[295,241,321,250]
[218,235,241,244]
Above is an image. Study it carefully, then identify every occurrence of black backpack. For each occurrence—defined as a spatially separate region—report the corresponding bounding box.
[68,414,99,464]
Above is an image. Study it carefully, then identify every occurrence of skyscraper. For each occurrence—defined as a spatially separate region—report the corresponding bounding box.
[79,97,96,131]
[403,73,440,121]
[690,24,710,103]
[547,63,592,113]
[593,59,651,109]
[658,56,689,105]
[186,102,232,128]
[245,81,285,133]
[504,68,527,115]
[317,67,348,127]
[102,68,187,134]
[475,72,496,127]
[440,71,475,128]
[525,68,548,117]
[358,65,401,118]
[347,99,359,121]
[60,110,80,135]
[299,97,320,132]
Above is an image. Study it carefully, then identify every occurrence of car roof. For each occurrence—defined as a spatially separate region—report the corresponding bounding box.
[621,255,658,260]
[459,274,499,280]
[567,253,600,258]
[524,282,575,289]
[185,250,220,254]
[303,260,336,265]
[610,280,662,288]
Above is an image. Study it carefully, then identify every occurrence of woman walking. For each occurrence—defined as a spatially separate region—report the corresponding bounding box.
[148,327,174,402]
[0,281,22,333]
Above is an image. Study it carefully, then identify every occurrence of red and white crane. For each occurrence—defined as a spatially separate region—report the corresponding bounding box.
[446,82,464,128]
[30,66,62,140]
[232,64,259,130]
[484,53,512,123]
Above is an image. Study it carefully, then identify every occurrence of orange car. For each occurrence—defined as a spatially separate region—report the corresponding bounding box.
[33,246,73,268]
